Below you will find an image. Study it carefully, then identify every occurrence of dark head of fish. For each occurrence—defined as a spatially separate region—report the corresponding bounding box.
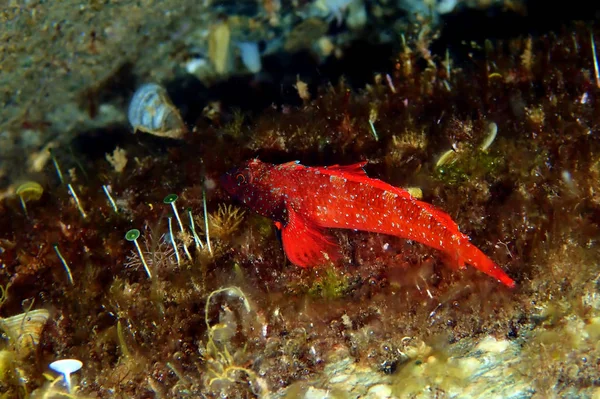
[220,159,287,222]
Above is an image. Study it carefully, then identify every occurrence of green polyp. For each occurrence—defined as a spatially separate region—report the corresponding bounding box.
[125,229,141,241]
[163,194,179,204]
[125,229,151,278]
[164,193,191,260]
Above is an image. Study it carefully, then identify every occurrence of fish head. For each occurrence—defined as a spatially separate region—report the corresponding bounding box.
[221,159,286,220]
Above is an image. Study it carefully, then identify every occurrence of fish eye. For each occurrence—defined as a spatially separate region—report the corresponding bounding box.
[236,173,247,184]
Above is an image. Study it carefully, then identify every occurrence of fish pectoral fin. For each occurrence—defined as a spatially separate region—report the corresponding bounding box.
[281,207,340,267]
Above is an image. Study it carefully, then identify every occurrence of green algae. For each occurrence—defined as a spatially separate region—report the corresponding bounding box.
[435,150,505,186]
[307,266,353,300]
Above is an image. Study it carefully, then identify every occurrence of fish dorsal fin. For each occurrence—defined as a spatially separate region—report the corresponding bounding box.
[320,161,369,178]
[314,161,418,202]
[280,206,340,267]
[280,161,370,177]
[278,160,303,170]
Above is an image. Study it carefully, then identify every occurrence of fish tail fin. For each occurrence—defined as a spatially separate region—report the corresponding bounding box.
[456,241,515,288]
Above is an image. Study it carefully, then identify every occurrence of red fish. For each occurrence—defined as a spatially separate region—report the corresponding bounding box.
[221,159,515,288]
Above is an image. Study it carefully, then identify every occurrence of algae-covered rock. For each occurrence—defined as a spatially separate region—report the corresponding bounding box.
[276,336,535,399]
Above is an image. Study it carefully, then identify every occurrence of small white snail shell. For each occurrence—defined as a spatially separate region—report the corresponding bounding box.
[128,83,187,139]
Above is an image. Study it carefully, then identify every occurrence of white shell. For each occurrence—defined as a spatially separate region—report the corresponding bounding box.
[128,83,187,139]
[0,308,50,357]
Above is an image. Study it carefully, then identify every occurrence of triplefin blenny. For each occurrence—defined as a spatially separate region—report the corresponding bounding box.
[221,159,515,288]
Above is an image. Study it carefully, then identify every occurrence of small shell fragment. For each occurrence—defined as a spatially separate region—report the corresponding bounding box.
[0,309,50,358]
[128,83,187,139]
[480,122,498,153]
[435,148,459,169]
